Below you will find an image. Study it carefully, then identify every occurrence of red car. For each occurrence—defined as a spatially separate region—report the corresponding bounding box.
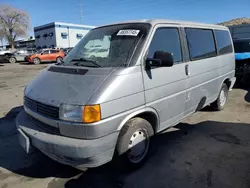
[26,49,65,64]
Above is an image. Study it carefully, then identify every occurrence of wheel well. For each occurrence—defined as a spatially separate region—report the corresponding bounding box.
[224,78,231,89]
[134,112,158,133]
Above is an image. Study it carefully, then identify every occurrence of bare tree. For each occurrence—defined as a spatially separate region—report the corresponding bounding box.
[0,30,4,48]
[0,5,30,49]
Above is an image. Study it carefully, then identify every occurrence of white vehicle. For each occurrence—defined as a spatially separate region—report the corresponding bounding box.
[0,50,11,55]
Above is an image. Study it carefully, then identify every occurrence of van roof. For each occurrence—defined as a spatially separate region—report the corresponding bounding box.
[98,19,228,30]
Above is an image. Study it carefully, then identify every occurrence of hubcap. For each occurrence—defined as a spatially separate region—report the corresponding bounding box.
[219,88,227,106]
[34,59,39,64]
[9,58,15,63]
[127,129,149,163]
[57,58,62,63]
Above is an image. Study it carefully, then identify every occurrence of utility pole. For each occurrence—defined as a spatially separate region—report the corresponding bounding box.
[79,4,84,24]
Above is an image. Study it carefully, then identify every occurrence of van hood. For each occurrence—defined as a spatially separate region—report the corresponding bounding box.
[25,65,114,107]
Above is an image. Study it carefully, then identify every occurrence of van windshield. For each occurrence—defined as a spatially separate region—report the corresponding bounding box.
[63,23,151,67]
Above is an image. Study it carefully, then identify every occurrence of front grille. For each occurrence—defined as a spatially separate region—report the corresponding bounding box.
[27,114,59,134]
[24,96,59,119]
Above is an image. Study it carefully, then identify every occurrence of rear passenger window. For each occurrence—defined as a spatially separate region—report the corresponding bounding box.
[215,30,233,55]
[50,50,59,54]
[147,28,182,63]
[185,28,216,60]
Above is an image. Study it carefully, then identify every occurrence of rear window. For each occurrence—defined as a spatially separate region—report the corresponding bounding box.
[185,28,217,60]
[215,30,233,55]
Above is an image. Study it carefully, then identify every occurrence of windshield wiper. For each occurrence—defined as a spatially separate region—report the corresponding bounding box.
[71,58,102,67]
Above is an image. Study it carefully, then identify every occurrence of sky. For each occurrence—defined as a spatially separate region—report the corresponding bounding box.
[1,0,250,36]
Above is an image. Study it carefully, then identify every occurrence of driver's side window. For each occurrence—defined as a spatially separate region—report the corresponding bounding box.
[147,27,182,63]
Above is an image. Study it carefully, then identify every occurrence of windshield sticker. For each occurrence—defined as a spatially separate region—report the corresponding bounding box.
[117,30,140,36]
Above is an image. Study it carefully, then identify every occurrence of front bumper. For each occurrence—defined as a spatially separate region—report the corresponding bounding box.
[16,111,119,169]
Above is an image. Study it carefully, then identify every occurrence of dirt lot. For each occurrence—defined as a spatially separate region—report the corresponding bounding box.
[0,63,250,188]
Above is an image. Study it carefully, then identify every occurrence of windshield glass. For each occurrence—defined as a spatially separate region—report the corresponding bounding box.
[35,50,42,54]
[234,40,250,53]
[63,23,151,67]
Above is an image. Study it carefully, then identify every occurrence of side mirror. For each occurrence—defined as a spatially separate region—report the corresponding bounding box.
[146,51,174,69]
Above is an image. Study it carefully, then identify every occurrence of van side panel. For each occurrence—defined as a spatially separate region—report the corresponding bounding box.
[143,64,188,131]
[184,28,235,114]
[185,57,221,114]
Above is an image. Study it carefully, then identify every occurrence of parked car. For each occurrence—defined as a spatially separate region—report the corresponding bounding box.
[0,49,16,63]
[0,49,11,55]
[25,49,65,64]
[16,19,236,170]
[5,49,37,63]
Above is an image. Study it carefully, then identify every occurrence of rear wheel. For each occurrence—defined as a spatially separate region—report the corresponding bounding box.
[116,118,154,169]
[56,56,63,63]
[211,83,228,111]
[33,58,41,65]
[9,57,16,63]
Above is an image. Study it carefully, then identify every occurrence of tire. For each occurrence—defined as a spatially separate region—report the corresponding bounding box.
[116,117,154,169]
[9,57,16,64]
[56,56,63,63]
[211,83,228,111]
[33,58,41,65]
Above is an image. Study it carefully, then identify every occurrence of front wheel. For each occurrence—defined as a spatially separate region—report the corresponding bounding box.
[33,58,41,65]
[116,118,154,169]
[9,57,16,63]
[211,83,228,111]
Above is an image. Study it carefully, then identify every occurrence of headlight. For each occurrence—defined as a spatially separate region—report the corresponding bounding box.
[59,104,101,123]
[59,104,83,122]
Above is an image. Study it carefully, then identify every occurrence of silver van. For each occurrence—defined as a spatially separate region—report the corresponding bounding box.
[16,19,236,170]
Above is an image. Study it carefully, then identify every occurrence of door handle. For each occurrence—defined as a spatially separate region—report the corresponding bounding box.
[185,64,190,76]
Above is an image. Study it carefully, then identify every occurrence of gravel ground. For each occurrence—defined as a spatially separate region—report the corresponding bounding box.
[0,63,250,188]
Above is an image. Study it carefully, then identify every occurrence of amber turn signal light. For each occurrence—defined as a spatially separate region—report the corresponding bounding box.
[83,105,101,123]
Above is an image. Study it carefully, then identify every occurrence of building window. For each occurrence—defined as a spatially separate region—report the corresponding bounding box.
[76,33,83,39]
[61,32,68,39]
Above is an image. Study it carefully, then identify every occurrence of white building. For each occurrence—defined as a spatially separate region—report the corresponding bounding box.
[229,24,250,39]
[34,22,95,49]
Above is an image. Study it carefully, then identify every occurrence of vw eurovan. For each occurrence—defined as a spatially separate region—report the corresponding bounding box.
[16,19,236,170]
